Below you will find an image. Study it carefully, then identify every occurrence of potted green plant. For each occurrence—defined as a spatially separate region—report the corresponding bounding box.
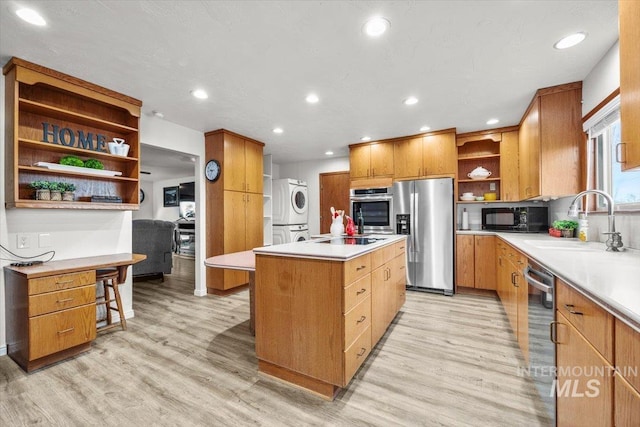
[61,182,76,201]
[552,220,579,238]
[30,180,51,200]
[48,181,63,201]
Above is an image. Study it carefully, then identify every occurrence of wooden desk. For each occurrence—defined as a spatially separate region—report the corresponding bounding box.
[204,251,255,335]
[4,253,145,372]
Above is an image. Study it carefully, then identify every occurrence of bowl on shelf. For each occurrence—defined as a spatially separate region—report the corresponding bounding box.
[462,192,474,197]
[475,196,485,201]
[467,166,492,180]
[460,195,475,201]
[483,192,497,201]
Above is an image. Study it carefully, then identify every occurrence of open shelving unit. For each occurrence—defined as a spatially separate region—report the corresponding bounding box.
[3,57,142,210]
[263,154,273,245]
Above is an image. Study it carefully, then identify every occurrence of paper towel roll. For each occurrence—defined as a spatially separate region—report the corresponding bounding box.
[462,209,469,230]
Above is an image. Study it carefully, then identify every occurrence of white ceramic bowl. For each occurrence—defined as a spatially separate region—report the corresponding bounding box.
[460,196,475,201]
[462,192,474,197]
[475,196,485,201]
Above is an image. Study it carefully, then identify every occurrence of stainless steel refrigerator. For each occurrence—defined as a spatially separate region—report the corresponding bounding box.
[392,178,454,295]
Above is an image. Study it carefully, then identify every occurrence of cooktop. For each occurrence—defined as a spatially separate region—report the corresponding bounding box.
[316,237,386,245]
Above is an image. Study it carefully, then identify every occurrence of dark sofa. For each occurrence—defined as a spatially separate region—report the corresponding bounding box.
[132,219,175,280]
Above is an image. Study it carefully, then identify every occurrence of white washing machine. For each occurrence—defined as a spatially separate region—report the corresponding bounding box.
[272,224,310,245]
[273,178,308,225]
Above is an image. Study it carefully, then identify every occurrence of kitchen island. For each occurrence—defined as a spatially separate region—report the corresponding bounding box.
[253,235,407,399]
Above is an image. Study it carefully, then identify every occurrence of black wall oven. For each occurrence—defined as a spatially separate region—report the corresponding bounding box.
[350,187,394,234]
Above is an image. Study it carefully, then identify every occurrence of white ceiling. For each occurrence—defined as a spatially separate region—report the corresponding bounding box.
[0,0,619,168]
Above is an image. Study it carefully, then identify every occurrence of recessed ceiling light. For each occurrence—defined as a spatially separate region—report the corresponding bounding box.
[554,32,587,49]
[364,17,390,37]
[273,127,284,134]
[16,8,46,26]
[325,151,334,156]
[403,96,419,106]
[361,136,371,142]
[486,118,499,125]
[306,93,319,104]
[191,89,208,99]
[420,126,431,132]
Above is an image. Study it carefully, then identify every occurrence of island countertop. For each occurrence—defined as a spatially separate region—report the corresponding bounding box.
[253,234,407,261]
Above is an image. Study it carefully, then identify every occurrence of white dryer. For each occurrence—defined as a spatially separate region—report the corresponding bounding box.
[273,178,308,225]
[272,224,310,245]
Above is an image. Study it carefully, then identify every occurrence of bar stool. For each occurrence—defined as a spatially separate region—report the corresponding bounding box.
[96,268,127,332]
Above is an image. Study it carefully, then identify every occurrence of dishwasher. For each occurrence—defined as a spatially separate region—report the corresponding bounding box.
[523,261,556,425]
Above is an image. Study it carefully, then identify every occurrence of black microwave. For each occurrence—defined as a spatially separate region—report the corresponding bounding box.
[482,207,548,232]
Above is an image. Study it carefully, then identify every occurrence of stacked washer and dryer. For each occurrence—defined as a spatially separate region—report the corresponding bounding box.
[272,179,310,244]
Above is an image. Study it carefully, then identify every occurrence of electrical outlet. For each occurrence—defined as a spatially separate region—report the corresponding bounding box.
[17,234,30,249]
[489,182,496,191]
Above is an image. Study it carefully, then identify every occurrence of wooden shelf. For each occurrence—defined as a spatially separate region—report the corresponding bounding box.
[456,200,502,204]
[458,154,501,161]
[8,200,139,210]
[458,177,501,183]
[19,98,138,133]
[18,138,138,163]
[18,165,137,182]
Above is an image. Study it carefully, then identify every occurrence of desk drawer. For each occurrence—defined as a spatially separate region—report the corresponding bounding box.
[29,271,96,295]
[29,304,96,360]
[344,254,371,285]
[344,295,371,348]
[344,325,371,384]
[344,274,371,313]
[556,278,613,362]
[29,285,96,317]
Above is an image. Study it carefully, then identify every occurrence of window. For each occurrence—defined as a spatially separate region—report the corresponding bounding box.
[586,96,640,210]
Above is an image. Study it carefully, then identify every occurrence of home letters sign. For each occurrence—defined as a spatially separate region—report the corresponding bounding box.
[41,122,108,153]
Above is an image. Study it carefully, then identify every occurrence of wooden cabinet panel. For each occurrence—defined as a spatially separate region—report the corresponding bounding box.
[344,295,371,348]
[370,266,388,345]
[370,142,394,177]
[615,319,640,393]
[29,285,95,317]
[556,312,613,427]
[344,253,371,284]
[474,236,496,290]
[394,240,407,257]
[370,243,394,267]
[245,193,263,250]
[455,234,474,288]
[344,274,371,314]
[556,279,614,362]
[423,132,456,176]
[619,0,640,171]
[500,130,519,201]
[29,304,97,360]
[343,325,371,384]
[29,270,96,295]
[245,140,264,193]
[394,137,422,179]
[349,145,371,179]
[224,191,247,254]
[222,133,246,192]
[519,99,540,199]
[615,374,640,427]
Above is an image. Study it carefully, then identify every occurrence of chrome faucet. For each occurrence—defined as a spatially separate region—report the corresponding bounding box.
[567,189,623,252]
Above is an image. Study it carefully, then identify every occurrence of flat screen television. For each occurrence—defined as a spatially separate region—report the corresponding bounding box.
[179,181,195,202]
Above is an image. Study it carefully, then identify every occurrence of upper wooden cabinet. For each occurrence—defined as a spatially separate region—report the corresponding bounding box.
[619,0,640,171]
[3,57,142,209]
[208,130,263,194]
[349,141,394,179]
[456,127,519,202]
[393,129,457,180]
[518,82,582,199]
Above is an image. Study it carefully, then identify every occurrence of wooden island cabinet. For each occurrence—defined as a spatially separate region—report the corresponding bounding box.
[254,237,407,399]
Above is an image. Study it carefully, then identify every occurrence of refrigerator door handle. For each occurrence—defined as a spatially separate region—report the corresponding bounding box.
[412,188,420,253]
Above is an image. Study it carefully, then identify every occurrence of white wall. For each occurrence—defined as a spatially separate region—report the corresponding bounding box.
[583,41,620,116]
[277,157,350,235]
[133,180,154,220]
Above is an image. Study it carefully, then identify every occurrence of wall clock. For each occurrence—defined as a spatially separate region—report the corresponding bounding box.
[139,188,145,203]
[205,159,221,182]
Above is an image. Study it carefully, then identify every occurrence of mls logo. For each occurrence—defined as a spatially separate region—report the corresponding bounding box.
[551,379,601,398]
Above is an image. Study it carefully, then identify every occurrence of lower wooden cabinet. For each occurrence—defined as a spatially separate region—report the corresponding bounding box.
[615,374,640,427]
[456,234,496,290]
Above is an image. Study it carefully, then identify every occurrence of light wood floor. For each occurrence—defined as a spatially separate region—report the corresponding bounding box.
[0,256,552,426]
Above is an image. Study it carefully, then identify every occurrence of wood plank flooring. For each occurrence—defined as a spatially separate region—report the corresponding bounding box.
[0,256,552,426]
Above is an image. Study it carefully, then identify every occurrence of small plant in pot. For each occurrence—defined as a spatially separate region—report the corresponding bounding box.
[48,182,63,201]
[552,220,579,238]
[30,180,51,200]
[61,182,76,201]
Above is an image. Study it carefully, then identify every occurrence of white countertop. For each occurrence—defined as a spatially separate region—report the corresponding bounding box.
[253,235,407,261]
[459,230,640,329]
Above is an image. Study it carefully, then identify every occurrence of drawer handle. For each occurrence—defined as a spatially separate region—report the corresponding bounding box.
[56,280,74,285]
[400,266,405,270]
[58,327,75,334]
[57,298,74,303]
[357,347,367,357]
[549,321,560,344]
[356,288,367,295]
[356,265,367,271]
[399,246,405,250]
[564,304,583,316]
[356,315,367,324]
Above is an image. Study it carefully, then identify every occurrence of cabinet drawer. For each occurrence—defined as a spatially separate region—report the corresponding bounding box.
[29,270,96,295]
[616,319,640,393]
[343,325,371,384]
[344,295,371,348]
[29,304,97,360]
[344,274,371,314]
[370,244,394,267]
[394,240,406,257]
[344,254,371,285]
[556,279,613,362]
[29,285,96,317]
